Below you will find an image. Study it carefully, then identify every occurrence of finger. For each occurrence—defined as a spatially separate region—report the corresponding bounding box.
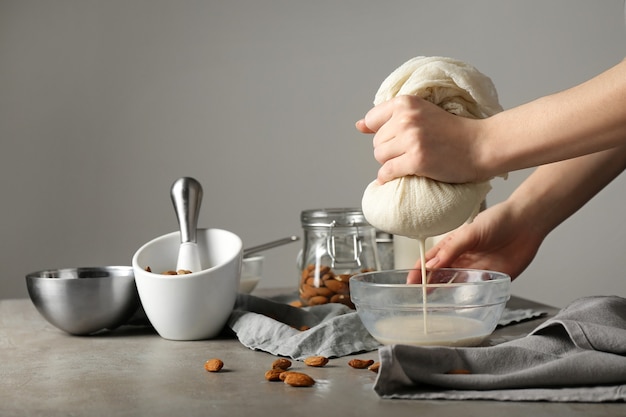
[406,268,422,284]
[406,261,436,294]
[362,100,394,133]
[355,119,375,133]
[371,118,398,148]
[372,130,402,164]
[423,245,443,269]
[376,154,417,184]
[426,228,474,269]
[376,160,398,184]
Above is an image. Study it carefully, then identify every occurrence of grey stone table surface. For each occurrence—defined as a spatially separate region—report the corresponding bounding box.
[1,293,623,417]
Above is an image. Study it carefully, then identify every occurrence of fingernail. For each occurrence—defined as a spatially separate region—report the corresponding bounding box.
[425,257,439,268]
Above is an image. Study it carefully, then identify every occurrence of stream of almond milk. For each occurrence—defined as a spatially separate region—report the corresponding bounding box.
[418,238,428,334]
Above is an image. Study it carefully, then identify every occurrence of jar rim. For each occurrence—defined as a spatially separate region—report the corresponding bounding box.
[300,208,372,228]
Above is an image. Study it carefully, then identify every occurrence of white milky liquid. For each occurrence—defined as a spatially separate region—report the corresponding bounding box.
[394,234,455,337]
[418,238,428,334]
[373,315,490,346]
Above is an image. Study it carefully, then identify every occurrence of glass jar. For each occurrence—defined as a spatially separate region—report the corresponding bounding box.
[375,231,394,270]
[298,208,380,308]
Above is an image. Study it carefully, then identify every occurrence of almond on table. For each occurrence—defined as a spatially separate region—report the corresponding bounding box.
[282,372,315,387]
[368,362,381,373]
[348,359,375,369]
[304,356,329,367]
[265,369,287,381]
[204,358,224,372]
[271,358,292,370]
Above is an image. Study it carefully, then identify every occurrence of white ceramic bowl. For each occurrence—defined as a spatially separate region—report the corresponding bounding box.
[239,256,263,294]
[132,228,242,341]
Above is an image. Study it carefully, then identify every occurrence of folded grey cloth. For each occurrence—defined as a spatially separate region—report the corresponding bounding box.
[374,295,626,402]
[497,308,546,327]
[227,293,546,361]
[227,293,380,360]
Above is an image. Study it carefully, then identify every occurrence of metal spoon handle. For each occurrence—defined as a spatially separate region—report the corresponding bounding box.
[170,177,203,244]
[243,235,299,258]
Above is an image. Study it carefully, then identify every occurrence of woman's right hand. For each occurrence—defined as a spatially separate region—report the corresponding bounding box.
[355,95,492,184]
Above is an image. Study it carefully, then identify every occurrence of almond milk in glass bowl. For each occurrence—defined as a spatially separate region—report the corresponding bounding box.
[350,268,511,347]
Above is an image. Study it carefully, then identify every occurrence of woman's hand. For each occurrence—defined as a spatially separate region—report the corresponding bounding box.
[356,95,490,184]
[357,60,626,186]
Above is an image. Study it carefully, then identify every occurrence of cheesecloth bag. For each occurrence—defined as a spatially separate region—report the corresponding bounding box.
[361,56,504,239]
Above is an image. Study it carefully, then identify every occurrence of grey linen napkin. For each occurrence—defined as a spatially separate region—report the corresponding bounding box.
[374,295,626,402]
[227,293,545,361]
[227,293,380,360]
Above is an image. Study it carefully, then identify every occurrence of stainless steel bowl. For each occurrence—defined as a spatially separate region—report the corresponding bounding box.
[25,266,140,335]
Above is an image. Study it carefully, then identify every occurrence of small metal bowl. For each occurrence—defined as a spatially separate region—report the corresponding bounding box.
[25,266,140,335]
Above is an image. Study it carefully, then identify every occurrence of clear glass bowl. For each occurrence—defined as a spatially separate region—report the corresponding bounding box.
[350,268,511,346]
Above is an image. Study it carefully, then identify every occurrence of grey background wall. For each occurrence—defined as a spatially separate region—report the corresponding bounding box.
[2,0,625,307]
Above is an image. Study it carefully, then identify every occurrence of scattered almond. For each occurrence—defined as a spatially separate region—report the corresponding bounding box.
[348,358,375,369]
[283,371,315,387]
[264,369,286,381]
[204,358,224,372]
[303,356,329,367]
[278,371,292,381]
[272,358,292,370]
[368,362,380,373]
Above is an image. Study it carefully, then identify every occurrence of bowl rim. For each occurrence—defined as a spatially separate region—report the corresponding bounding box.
[25,266,135,281]
[131,228,243,279]
[349,267,511,288]
[242,255,264,262]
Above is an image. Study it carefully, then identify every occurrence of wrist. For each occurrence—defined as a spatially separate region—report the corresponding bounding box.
[505,176,557,240]
[470,117,508,180]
